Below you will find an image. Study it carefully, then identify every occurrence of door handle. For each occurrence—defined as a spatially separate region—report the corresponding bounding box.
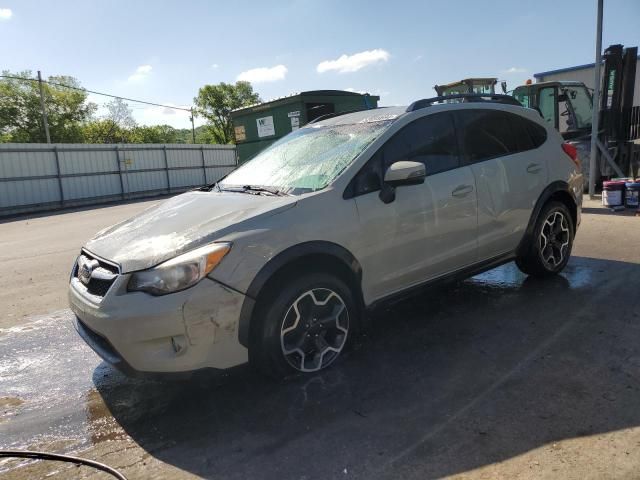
[527,163,542,174]
[452,185,474,198]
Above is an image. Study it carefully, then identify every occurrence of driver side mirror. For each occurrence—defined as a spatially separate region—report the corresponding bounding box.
[379,161,426,204]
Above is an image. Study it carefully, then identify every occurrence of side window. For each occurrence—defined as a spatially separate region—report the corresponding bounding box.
[513,87,531,108]
[511,115,535,151]
[350,113,460,196]
[457,110,543,164]
[538,87,558,129]
[524,118,547,147]
[457,110,515,163]
[384,113,459,175]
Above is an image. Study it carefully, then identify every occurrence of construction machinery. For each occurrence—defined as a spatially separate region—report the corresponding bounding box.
[434,78,500,96]
[435,44,639,187]
[513,45,638,185]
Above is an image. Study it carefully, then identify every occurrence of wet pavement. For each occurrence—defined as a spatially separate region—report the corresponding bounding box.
[3,255,640,479]
[2,201,640,479]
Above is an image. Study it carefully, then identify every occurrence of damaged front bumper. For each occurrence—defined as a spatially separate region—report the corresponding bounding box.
[69,275,249,375]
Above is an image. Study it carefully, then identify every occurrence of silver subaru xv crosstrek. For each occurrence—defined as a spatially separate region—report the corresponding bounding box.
[69,97,583,378]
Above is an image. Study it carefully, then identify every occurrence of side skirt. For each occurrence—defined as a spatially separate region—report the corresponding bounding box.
[366,252,516,315]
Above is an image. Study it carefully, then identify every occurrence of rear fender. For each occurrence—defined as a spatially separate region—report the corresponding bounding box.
[516,181,578,256]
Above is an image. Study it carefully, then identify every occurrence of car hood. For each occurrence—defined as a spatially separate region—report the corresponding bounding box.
[84,191,297,272]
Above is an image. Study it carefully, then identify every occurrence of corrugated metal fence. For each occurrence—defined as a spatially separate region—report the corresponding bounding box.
[0,143,237,217]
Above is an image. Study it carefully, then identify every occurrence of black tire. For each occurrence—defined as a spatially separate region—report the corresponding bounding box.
[516,201,575,277]
[250,272,357,379]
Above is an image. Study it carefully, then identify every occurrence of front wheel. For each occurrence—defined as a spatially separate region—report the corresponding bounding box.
[516,201,575,277]
[251,272,357,379]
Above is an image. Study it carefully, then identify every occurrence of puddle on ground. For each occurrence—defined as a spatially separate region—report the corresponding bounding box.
[468,260,594,290]
[0,309,150,457]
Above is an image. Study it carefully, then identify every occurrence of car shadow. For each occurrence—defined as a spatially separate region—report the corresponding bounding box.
[582,206,637,216]
[92,256,640,479]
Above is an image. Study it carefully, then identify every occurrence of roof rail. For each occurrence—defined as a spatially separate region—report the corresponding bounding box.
[406,94,522,112]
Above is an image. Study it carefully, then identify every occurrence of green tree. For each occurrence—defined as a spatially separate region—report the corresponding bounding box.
[81,120,129,144]
[81,98,136,143]
[0,70,96,143]
[194,81,260,144]
[130,124,179,144]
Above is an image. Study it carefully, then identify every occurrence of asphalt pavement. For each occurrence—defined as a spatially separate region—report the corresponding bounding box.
[1,198,640,479]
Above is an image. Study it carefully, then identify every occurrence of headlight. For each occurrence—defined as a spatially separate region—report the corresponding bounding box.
[128,242,231,295]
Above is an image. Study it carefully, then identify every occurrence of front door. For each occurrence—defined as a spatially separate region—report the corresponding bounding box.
[349,112,478,302]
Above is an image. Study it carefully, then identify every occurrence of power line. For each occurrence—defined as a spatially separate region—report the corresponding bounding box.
[1,72,198,142]
[0,74,193,112]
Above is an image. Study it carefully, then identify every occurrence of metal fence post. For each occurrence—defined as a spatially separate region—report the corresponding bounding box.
[588,0,603,198]
[163,145,171,193]
[201,146,207,184]
[114,145,125,199]
[52,145,64,205]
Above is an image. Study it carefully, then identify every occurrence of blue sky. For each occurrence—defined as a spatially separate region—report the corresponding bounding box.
[1,0,638,128]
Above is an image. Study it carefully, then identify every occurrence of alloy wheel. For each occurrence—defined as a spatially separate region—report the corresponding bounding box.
[539,211,570,269]
[280,288,349,372]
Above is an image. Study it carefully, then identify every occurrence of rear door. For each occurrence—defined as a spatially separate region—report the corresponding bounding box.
[455,108,548,260]
[349,112,478,301]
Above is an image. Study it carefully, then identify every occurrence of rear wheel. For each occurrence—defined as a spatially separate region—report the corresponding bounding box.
[516,201,574,277]
[251,272,356,379]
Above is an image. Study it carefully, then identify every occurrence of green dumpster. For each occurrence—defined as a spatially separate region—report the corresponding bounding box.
[231,90,379,163]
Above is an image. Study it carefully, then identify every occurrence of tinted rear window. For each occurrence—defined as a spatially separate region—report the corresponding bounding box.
[456,110,547,163]
[525,119,547,148]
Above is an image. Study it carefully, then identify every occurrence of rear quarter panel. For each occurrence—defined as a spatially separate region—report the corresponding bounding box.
[543,125,584,211]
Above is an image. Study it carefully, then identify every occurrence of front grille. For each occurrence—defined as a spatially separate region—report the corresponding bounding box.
[74,251,120,298]
[86,278,115,296]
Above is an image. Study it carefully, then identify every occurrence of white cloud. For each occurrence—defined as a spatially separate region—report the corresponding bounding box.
[211,63,219,69]
[0,8,12,20]
[502,67,527,74]
[317,49,390,74]
[413,54,424,62]
[127,64,153,82]
[237,64,287,83]
[345,87,367,94]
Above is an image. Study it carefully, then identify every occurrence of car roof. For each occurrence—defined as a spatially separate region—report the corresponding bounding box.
[310,106,408,127]
[308,101,544,129]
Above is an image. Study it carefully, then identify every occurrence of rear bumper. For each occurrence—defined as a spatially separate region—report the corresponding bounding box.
[69,275,249,374]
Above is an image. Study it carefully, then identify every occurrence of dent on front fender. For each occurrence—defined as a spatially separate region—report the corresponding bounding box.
[180,279,248,369]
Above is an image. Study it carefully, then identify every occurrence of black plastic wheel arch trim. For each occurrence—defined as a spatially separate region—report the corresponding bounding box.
[237,241,363,347]
[516,180,577,257]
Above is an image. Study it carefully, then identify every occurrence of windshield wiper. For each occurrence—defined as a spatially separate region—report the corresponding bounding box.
[217,184,288,196]
[243,185,288,196]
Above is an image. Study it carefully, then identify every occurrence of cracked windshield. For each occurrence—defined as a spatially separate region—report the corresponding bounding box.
[221,121,392,194]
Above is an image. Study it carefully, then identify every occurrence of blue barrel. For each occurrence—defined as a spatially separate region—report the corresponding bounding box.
[625,181,640,209]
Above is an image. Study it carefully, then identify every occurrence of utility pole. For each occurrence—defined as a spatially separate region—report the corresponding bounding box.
[37,70,52,143]
[588,0,603,198]
[190,107,196,144]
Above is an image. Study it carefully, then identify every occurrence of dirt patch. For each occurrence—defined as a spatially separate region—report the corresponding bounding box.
[0,396,24,421]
